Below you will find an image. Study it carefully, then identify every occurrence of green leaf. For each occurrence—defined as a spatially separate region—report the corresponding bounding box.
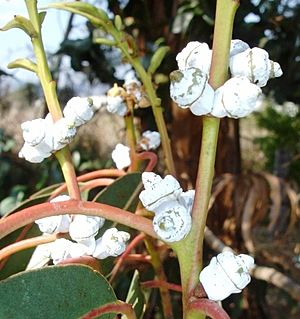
[126,270,146,319]
[148,46,170,74]
[94,37,116,46]
[114,15,123,31]
[0,224,42,280]
[7,58,37,73]
[94,172,142,212]
[0,15,37,38]
[39,11,47,25]
[0,265,116,319]
[46,2,109,27]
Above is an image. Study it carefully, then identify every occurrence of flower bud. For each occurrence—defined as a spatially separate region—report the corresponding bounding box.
[106,96,127,116]
[211,76,262,118]
[153,200,192,242]
[176,41,212,74]
[63,96,94,127]
[111,143,131,170]
[21,118,46,147]
[93,228,130,259]
[18,143,49,163]
[170,68,214,116]
[229,47,283,87]
[35,195,71,233]
[69,215,105,243]
[89,95,108,111]
[138,130,161,151]
[139,172,182,212]
[199,251,255,301]
[230,39,250,57]
[52,117,77,151]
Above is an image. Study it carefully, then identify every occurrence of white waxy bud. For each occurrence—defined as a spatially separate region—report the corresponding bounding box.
[49,239,90,264]
[178,189,195,212]
[268,60,283,78]
[106,96,127,116]
[52,117,77,151]
[199,251,255,301]
[153,200,192,242]
[111,143,131,170]
[229,47,282,87]
[35,195,72,234]
[230,39,250,57]
[170,68,214,116]
[63,96,94,127]
[139,130,161,151]
[18,142,49,163]
[139,172,182,212]
[89,95,108,111]
[211,76,262,118]
[21,118,46,147]
[93,227,130,259]
[176,41,212,74]
[69,215,105,243]
[124,78,142,102]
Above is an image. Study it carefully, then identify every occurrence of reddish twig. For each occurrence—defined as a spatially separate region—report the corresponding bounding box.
[188,299,230,319]
[79,178,115,192]
[141,280,182,293]
[0,200,157,240]
[122,254,151,263]
[50,169,125,199]
[110,233,146,282]
[136,151,158,172]
[0,233,64,261]
[80,301,136,319]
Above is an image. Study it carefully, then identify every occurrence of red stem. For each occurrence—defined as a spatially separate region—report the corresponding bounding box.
[79,178,115,192]
[188,299,230,319]
[50,169,125,199]
[0,200,157,240]
[136,151,158,172]
[141,280,182,293]
[80,301,137,319]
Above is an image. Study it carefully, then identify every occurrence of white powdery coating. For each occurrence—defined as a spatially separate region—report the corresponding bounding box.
[230,47,282,87]
[230,39,250,57]
[63,96,94,127]
[21,118,46,147]
[93,228,130,259]
[139,130,161,150]
[170,68,214,116]
[52,117,77,151]
[69,215,105,242]
[199,251,254,301]
[35,195,71,234]
[139,172,182,212]
[211,76,262,118]
[18,143,49,163]
[90,95,108,111]
[111,143,131,170]
[176,41,212,74]
[153,200,192,242]
[106,96,127,116]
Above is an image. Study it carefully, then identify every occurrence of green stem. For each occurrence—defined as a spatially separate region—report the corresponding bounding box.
[105,26,176,176]
[172,1,239,318]
[25,0,80,199]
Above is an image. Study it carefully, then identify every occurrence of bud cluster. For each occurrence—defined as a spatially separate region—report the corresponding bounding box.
[34,195,130,264]
[139,172,194,242]
[170,39,283,118]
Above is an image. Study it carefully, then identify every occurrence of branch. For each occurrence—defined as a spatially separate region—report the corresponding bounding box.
[0,200,157,240]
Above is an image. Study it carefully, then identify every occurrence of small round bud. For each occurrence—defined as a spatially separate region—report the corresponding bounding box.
[211,76,262,118]
[111,143,131,170]
[230,39,250,57]
[21,118,46,147]
[139,130,161,151]
[89,95,108,111]
[176,41,212,74]
[93,228,130,259]
[139,172,182,212]
[199,251,254,301]
[106,96,127,116]
[52,117,77,151]
[153,201,192,242]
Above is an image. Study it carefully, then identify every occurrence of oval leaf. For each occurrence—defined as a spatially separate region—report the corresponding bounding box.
[148,46,170,74]
[0,15,37,38]
[0,265,116,319]
[8,58,37,73]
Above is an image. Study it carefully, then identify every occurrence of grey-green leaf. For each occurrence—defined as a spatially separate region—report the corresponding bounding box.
[126,270,146,319]
[39,11,47,25]
[148,46,170,75]
[47,2,109,27]
[7,58,37,73]
[0,265,116,319]
[0,15,37,38]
